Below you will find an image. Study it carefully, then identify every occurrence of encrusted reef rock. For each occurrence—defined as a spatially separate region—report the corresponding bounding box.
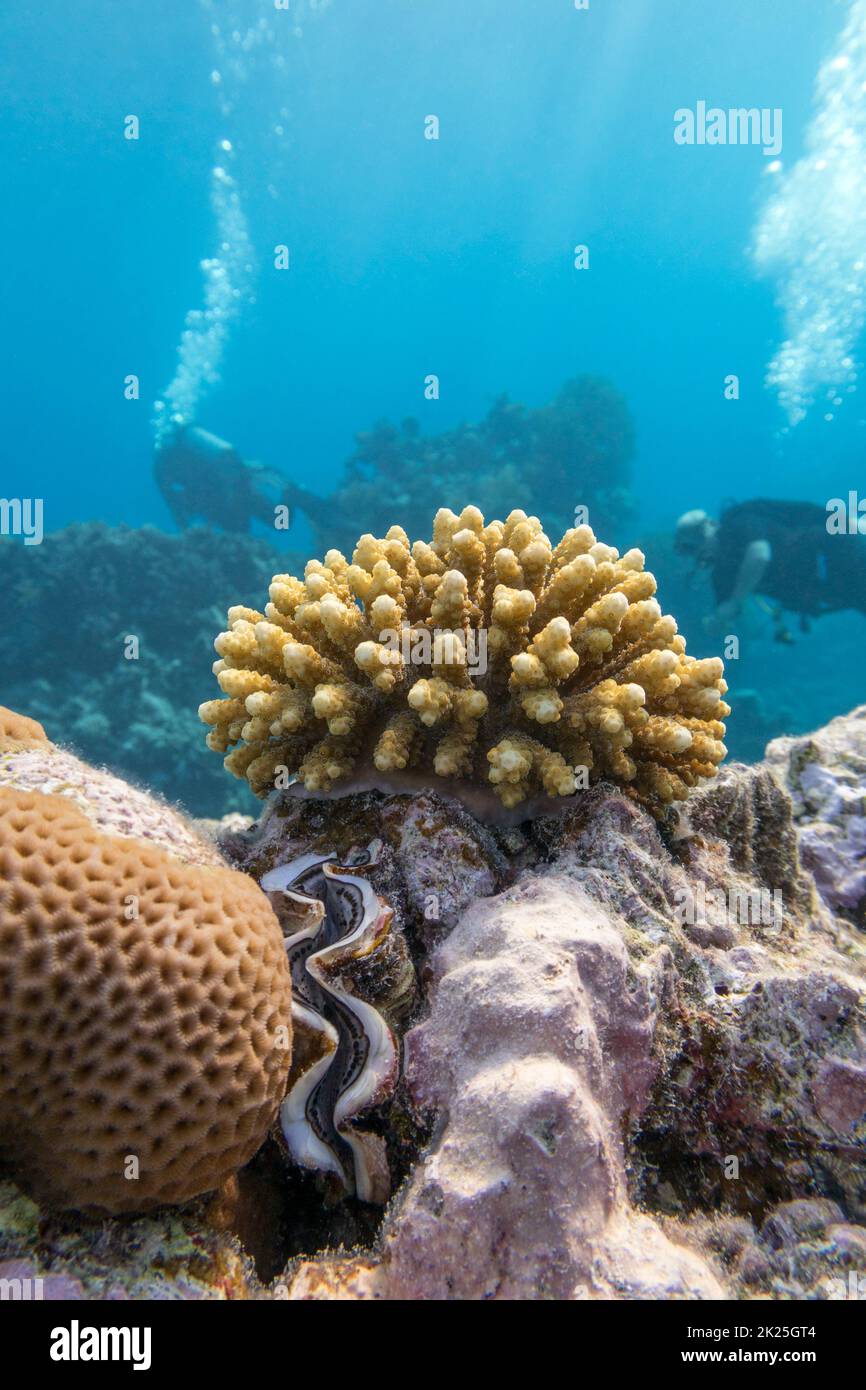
[0,709,293,1214]
[335,874,724,1299]
[0,1179,259,1300]
[265,715,865,1301]
[764,705,866,927]
[219,785,508,948]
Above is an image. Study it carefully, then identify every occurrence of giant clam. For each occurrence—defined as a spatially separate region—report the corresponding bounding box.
[261,842,416,1203]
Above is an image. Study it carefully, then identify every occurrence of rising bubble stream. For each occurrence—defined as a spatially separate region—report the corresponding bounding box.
[153,0,333,445]
[752,0,866,426]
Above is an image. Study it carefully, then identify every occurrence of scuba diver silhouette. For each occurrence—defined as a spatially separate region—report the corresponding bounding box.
[154,423,344,538]
[154,425,288,533]
[675,498,866,642]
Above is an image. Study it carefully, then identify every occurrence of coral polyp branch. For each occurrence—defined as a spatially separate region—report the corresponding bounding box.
[201,507,730,816]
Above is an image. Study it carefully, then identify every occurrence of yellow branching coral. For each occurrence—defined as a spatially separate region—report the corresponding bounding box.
[201,507,730,817]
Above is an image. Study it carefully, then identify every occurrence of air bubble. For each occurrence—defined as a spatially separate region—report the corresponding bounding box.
[152,161,254,447]
[752,0,866,424]
[153,0,334,445]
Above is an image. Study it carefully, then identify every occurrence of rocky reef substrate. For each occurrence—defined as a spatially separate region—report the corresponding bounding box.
[2,708,864,1300]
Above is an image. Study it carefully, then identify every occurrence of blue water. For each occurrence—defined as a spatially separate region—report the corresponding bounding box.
[1,0,864,771]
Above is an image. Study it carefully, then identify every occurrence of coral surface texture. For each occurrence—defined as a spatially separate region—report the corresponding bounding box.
[0,710,293,1214]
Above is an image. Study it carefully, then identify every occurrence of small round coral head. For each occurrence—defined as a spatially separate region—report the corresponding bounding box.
[203,507,729,820]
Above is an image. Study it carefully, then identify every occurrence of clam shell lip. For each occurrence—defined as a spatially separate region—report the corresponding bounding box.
[282,1000,342,1181]
[263,844,400,1203]
[262,852,337,895]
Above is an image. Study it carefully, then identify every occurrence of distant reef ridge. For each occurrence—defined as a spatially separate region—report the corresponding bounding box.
[0,523,304,817]
[288,375,636,556]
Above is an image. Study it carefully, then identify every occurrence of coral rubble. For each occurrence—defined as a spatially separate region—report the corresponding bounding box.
[0,710,293,1214]
[202,506,729,816]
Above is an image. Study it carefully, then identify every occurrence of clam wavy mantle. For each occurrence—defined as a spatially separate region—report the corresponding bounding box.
[200,506,729,816]
[261,843,415,1204]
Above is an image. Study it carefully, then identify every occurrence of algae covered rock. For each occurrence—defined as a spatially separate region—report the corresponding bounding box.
[0,1180,257,1300]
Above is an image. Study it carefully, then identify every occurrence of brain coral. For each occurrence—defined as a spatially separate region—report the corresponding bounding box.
[0,711,293,1214]
[0,707,48,749]
[201,507,729,816]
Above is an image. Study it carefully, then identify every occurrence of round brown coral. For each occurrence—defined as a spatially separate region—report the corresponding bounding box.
[201,507,729,816]
[0,706,48,750]
[0,787,293,1214]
